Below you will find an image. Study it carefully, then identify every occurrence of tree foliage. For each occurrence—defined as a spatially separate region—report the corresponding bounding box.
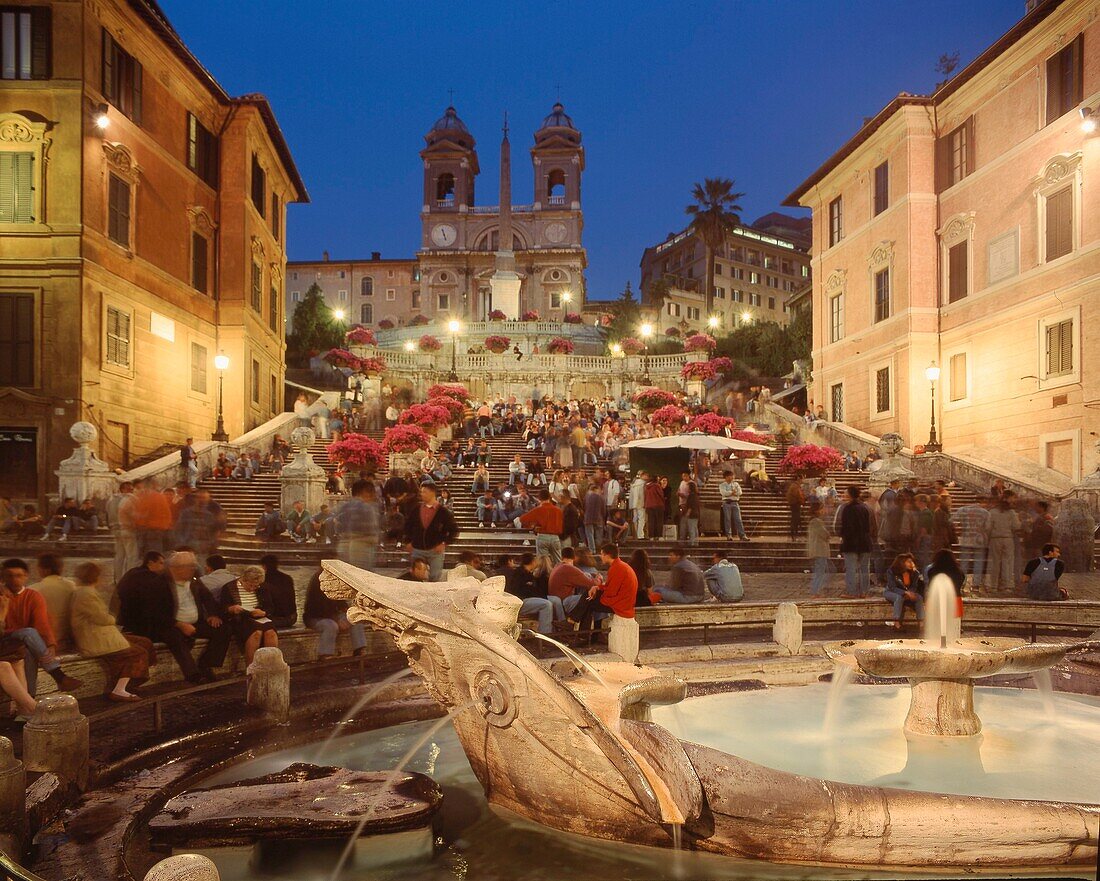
[287,284,344,366]
[686,178,745,315]
[714,319,806,379]
[604,282,642,344]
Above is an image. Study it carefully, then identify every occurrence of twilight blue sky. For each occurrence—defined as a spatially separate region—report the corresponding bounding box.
[161,0,1023,299]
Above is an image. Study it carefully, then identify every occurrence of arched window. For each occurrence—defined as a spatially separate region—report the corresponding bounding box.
[361,276,373,296]
[475,229,523,251]
[360,303,373,324]
[436,173,455,204]
[547,169,566,204]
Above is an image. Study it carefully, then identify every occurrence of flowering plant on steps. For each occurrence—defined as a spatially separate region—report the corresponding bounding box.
[546,337,574,355]
[398,403,452,431]
[484,335,511,354]
[649,405,688,429]
[417,334,442,352]
[326,434,384,471]
[777,443,844,477]
[382,424,432,454]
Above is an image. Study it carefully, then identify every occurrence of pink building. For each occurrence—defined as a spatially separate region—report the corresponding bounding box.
[787,0,1099,483]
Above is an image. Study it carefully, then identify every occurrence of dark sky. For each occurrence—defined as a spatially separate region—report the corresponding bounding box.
[161,0,1023,299]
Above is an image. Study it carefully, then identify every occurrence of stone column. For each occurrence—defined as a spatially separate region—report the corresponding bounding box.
[23,695,89,790]
[772,603,803,656]
[280,426,327,513]
[56,422,119,506]
[144,854,221,881]
[0,738,24,859]
[246,647,290,724]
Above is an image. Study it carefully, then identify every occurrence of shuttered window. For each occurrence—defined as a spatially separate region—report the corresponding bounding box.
[1,7,49,80]
[269,283,278,330]
[107,173,130,247]
[873,161,889,215]
[251,359,260,403]
[1045,319,1073,377]
[874,268,891,323]
[270,192,280,240]
[191,232,208,293]
[360,303,373,324]
[250,154,265,215]
[269,374,277,413]
[102,29,142,123]
[1045,186,1073,262]
[186,113,218,188]
[828,197,843,246]
[829,294,843,343]
[0,152,33,223]
[105,306,131,368]
[875,367,890,414]
[190,342,207,394]
[830,383,844,423]
[935,117,974,191]
[1046,34,1083,125]
[0,293,34,386]
[947,241,968,302]
[949,353,967,402]
[251,262,262,312]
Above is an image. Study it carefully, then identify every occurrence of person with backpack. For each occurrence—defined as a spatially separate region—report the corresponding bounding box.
[1021,544,1067,600]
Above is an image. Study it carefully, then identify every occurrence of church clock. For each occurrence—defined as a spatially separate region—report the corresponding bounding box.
[431,224,458,248]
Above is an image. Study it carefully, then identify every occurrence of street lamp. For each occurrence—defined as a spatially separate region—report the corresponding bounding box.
[93,103,110,130]
[561,291,572,308]
[639,323,654,384]
[403,340,416,352]
[610,342,622,356]
[447,318,461,381]
[707,315,720,330]
[925,361,942,453]
[212,352,230,442]
[740,310,752,325]
[332,308,346,322]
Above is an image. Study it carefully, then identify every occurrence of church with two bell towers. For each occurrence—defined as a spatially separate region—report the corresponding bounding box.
[417,103,588,320]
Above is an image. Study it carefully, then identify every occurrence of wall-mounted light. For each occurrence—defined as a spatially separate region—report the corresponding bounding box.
[332,308,346,321]
[707,315,720,329]
[1081,107,1097,134]
[93,103,110,130]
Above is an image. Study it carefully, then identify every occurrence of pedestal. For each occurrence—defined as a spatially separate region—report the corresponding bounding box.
[868,432,914,491]
[145,854,221,881]
[772,603,803,656]
[904,678,980,737]
[56,422,118,506]
[1053,498,1097,573]
[389,450,427,475]
[0,738,24,859]
[247,647,290,724]
[280,426,327,512]
[23,695,89,789]
[489,269,522,320]
[608,616,640,665]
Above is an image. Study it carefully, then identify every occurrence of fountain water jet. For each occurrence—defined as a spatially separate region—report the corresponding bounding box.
[312,667,415,762]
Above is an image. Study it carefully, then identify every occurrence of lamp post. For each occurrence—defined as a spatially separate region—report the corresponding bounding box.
[925,361,942,453]
[708,315,720,331]
[639,323,654,384]
[447,318,461,382]
[212,353,229,442]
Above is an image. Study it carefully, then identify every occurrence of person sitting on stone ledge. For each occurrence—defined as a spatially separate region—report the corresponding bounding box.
[447,550,487,582]
[258,555,297,629]
[311,505,336,545]
[211,453,232,479]
[654,546,706,605]
[285,500,315,544]
[32,553,75,654]
[705,553,745,603]
[254,503,286,542]
[1,558,83,699]
[221,565,279,665]
[200,555,238,606]
[505,552,565,635]
[70,562,156,703]
[40,497,80,542]
[398,558,431,583]
[884,554,925,630]
[6,505,44,543]
[0,586,41,718]
[304,569,367,660]
[1021,543,1068,601]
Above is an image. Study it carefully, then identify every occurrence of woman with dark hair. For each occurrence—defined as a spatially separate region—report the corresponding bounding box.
[884,553,925,630]
[628,549,654,607]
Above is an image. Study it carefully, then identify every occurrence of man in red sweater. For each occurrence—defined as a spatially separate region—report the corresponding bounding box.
[590,544,639,663]
[1,558,83,699]
[519,490,563,564]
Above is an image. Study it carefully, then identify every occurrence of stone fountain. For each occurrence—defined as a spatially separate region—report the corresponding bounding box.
[319,561,1100,871]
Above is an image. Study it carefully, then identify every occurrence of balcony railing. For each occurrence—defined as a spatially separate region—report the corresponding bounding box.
[435,199,455,209]
[547,195,566,206]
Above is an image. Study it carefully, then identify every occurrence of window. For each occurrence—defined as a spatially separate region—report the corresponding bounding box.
[191,231,208,293]
[550,290,561,309]
[251,262,262,312]
[250,154,265,216]
[411,291,420,308]
[101,30,141,122]
[714,263,723,275]
[829,294,844,343]
[828,197,843,246]
[687,307,700,321]
[936,117,974,190]
[801,265,809,278]
[0,152,33,223]
[251,359,260,403]
[749,292,761,307]
[768,296,775,310]
[731,267,743,280]
[873,268,890,323]
[186,113,217,188]
[291,271,298,281]
[1046,35,1083,125]
[1,7,49,80]
[716,287,725,299]
[766,276,778,288]
[338,290,347,301]
[107,173,131,247]
[438,293,449,311]
[764,256,775,270]
[949,353,967,403]
[733,290,743,303]
[873,161,889,215]
[338,270,346,279]
[190,342,207,394]
[947,241,967,302]
[0,292,34,386]
[1044,186,1073,262]
[269,374,277,413]
[436,172,455,204]
[360,303,373,324]
[270,192,280,240]
[361,277,373,296]
[830,383,844,422]
[750,272,759,284]
[1045,318,1073,377]
[291,290,300,303]
[386,288,396,301]
[105,305,131,367]
[269,283,278,330]
[875,367,890,415]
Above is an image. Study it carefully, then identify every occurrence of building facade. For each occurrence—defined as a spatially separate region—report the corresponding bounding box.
[787,0,1098,482]
[0,0,305,502]
[286,253,419,327]
[639,218,811,335]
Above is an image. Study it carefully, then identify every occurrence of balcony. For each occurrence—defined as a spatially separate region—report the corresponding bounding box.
[547,195,566,206]
[435,199,456,210]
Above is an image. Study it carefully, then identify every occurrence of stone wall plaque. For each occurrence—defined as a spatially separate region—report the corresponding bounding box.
[987,228,1019,286]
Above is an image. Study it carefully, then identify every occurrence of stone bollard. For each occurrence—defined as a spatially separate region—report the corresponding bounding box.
[144,854,221,881]
[0,738,24,859]
[772,602,803,656]
[608,616,640,665]
[246,647,290,724]
[23,695,88,790]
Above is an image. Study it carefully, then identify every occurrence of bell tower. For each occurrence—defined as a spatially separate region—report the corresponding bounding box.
[531,102,583,210]
[420,106,479,213]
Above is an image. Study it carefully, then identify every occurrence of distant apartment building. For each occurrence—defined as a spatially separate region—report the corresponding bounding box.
[638,216,811,335]
[0,0,306,501]
[286,252,419,327]
[786,0,1098,482]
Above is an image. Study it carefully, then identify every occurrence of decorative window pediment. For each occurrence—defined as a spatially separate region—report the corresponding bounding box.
[250,235,266,260]
[867,240,895,269]
[187,205,216,235]
[937,212,975,245]
[102,141,139,182]
[823,268,846,297]
[1035,152,1082,191]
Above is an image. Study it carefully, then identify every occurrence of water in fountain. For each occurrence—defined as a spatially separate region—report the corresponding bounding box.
[523,629,611,690]
[1032,668,1058,721]
[313,667,415,762]
[922,574,960,648]
[822,662,854,737]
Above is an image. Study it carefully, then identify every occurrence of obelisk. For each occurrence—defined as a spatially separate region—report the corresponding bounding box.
[489,113,522,319]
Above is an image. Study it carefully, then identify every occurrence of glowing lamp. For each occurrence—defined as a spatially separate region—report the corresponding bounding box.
[214,354,229,371]
[925,362,941,383]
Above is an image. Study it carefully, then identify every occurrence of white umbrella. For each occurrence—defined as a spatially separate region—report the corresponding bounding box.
[623,432,774,452]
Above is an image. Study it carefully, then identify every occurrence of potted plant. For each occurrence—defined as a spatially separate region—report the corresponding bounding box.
[619,337,644,355]
[632,387,679,411]
[382,424,433,472]
[684,332,717,352]
[546,337,574,355]
[484,335,511,354]
[356,355,387,376]
[398,403,451,433]
[426,395,465,422]
[665,327,681,338]
[521,309,540,321]
[686,412,734,434]
[377,319,395,330]
[777,443,844,478]
[427,383,470,401]
[709,356,733,375]
[418,334,442,352]
[649,404,688,429]
[325,434,384,474]
[322,348,361,371]
[488,309,507,321]
[345,326,377,346]
[681,361,718,382]
[409,314,430,326]
[563,312,583,324]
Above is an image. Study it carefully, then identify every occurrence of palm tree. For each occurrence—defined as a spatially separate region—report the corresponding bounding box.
[685,178,745,318]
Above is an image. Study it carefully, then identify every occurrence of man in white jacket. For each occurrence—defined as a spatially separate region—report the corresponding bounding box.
[628,471,648,540]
